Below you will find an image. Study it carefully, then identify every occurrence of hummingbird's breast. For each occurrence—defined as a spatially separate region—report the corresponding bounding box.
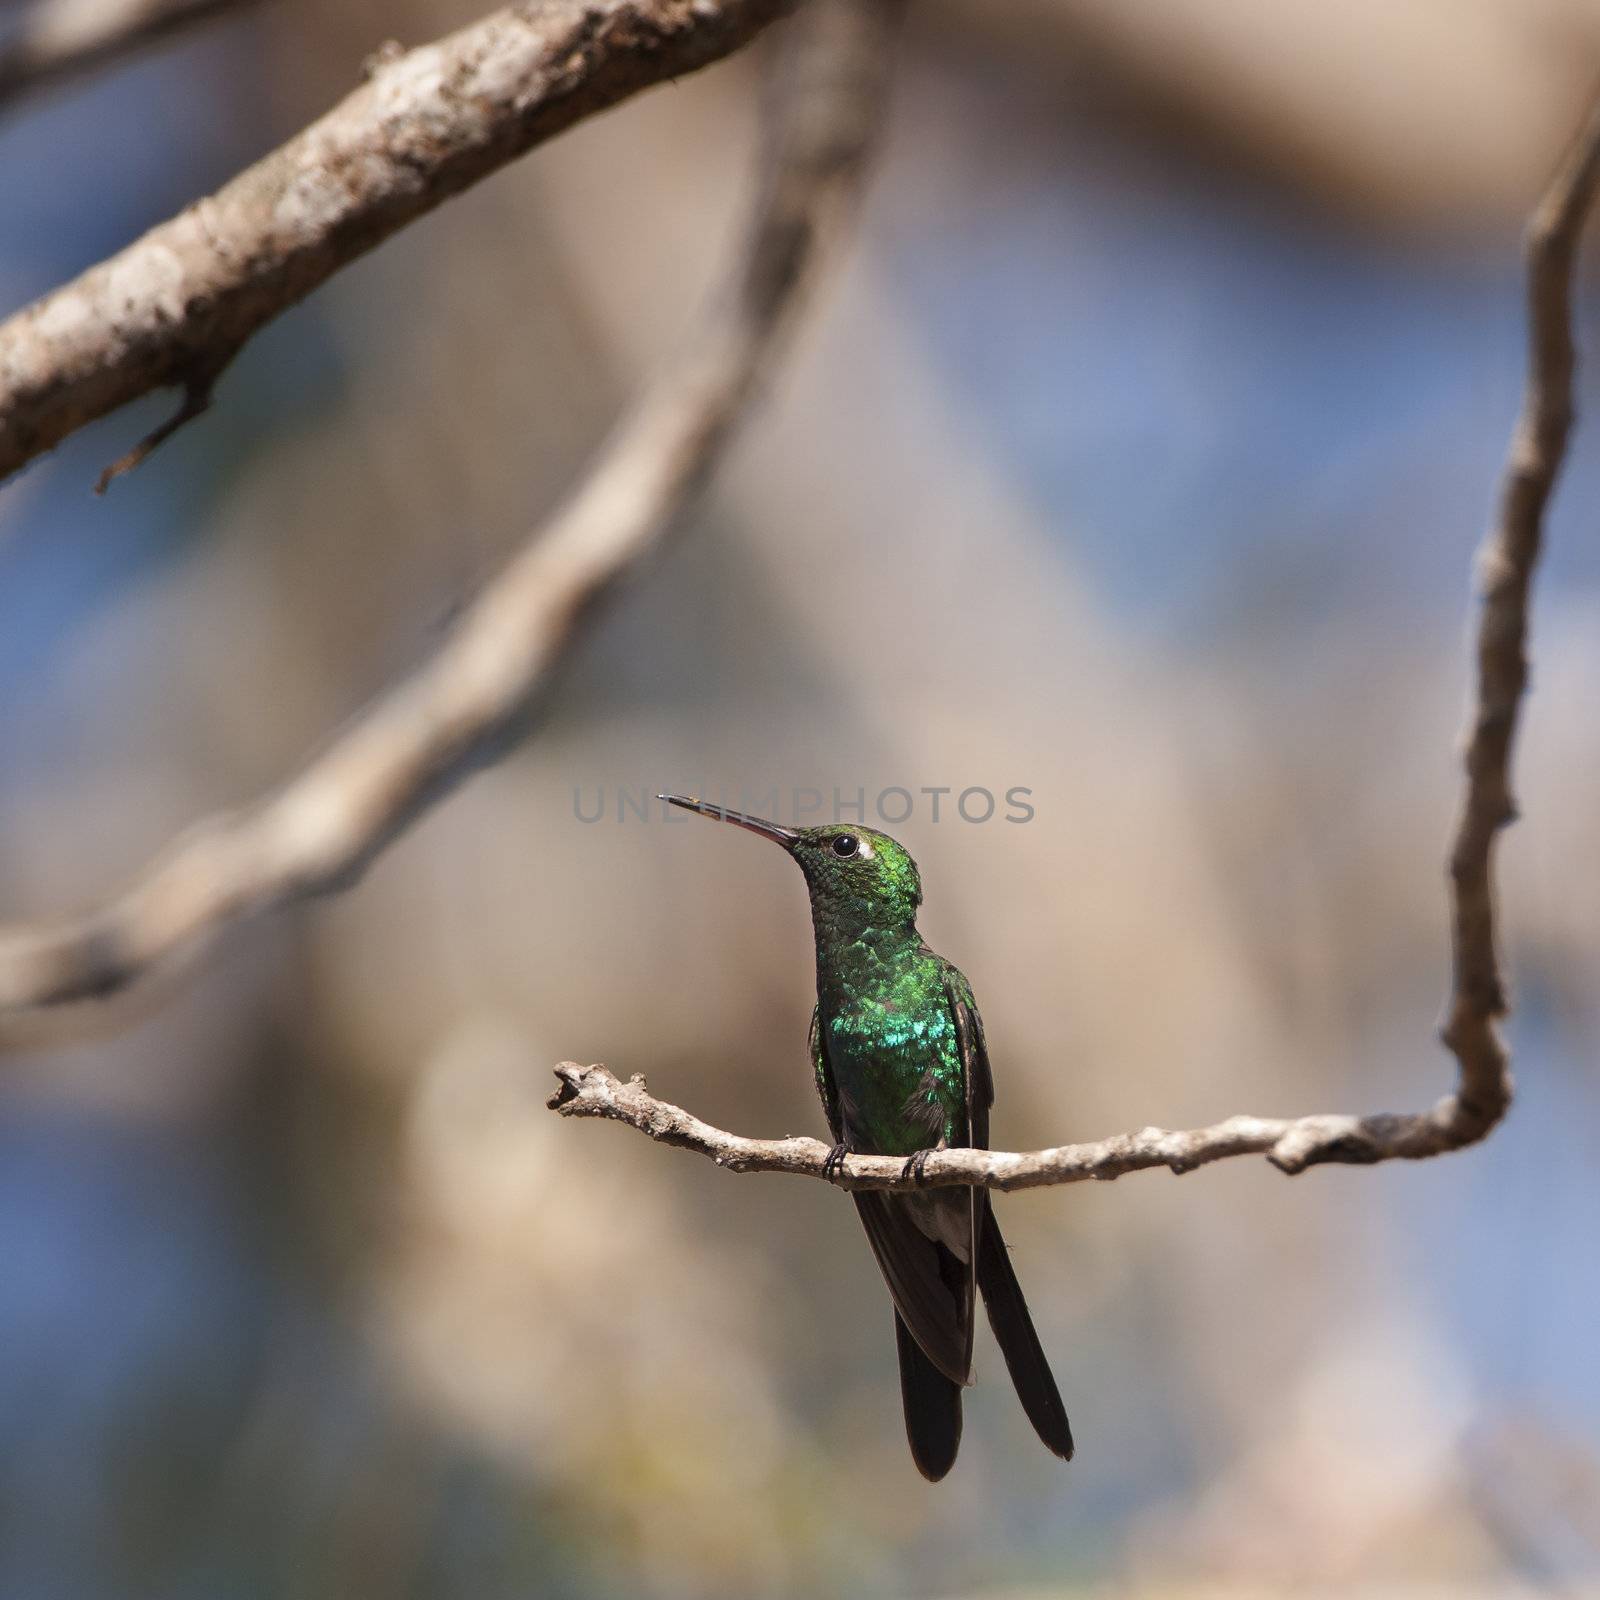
[817,940,965,1158]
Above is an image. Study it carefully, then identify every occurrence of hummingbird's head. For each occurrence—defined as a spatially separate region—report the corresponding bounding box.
[660,796,923,931]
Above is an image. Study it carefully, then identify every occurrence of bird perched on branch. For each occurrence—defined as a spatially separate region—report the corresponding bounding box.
[660,795,1073,1480]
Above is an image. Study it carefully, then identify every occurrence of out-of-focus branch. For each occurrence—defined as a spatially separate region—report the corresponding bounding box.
[0,0,257,113]
[549,94,1600,1189]
[0,0,801,487]
[0,0,900,1018]
[1438,90,1600,1142]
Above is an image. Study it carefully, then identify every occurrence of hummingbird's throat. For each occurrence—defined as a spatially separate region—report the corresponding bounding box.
[809,901,923,990]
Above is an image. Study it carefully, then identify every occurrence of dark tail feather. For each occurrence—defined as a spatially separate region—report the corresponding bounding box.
[976,1200,1074,1461]
[895,1310,963,1481]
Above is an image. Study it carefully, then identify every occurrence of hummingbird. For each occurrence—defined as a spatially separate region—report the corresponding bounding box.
[661,795,1073,1480]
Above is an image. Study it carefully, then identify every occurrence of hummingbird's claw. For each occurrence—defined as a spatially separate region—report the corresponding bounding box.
[901,1149,933,1187]
[822,1142,851,1182]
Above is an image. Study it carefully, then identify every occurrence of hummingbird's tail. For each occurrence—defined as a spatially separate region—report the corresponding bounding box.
[976,1199,1074,1460]
[894,1311,962,1481]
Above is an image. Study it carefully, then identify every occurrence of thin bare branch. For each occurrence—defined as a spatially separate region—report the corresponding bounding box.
[0,0,900,1019]
[0,0,800,485]
[0,0,258,113]
[548,1063,1481,1185]
[548,93,1600,1189]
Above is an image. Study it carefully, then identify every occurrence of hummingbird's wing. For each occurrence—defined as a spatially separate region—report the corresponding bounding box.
[851,1186,972,1384]
[809,1005,844,1144]
[944,969,1074,1461]
[946,969,993,1152]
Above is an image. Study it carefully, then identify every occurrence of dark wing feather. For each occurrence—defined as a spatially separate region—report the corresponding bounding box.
[809,1006,843,1143]
[948,972,993,1152]
[851,1190,971,1382]
[941,967,986,1383]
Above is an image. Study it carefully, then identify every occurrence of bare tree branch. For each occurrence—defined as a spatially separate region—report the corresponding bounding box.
[0,0,899,1019]
[547,1063,1464,1184]
[0,0,801,486]
[0,0,258,114]
[548,93,1600,1190]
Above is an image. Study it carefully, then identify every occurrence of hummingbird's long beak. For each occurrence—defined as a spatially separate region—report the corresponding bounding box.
[658,794,800,848]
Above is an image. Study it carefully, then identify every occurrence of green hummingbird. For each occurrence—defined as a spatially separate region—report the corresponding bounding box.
[661,795,1073,1480]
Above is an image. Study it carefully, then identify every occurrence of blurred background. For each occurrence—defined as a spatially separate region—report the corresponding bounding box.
[2,0,1599,1595]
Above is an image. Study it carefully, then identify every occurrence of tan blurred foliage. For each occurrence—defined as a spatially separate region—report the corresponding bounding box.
[944,0,1600,227]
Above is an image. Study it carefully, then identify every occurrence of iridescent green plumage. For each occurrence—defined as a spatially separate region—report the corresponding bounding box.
[662,795,1073,1480]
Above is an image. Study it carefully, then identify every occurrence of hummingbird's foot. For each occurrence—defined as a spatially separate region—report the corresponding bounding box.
[822,1142,851,1183]
[901,1149,933,1186]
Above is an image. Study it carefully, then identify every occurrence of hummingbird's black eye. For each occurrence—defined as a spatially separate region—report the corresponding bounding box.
[831,833,859,859]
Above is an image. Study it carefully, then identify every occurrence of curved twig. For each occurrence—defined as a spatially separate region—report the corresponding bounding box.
[1436,91,1600,1140]
[548,93,1600,1190]
[0,0,799,485]
[0,0,901,1018]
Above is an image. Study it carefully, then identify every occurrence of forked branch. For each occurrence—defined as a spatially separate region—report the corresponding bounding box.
[548,93,1600,1189]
